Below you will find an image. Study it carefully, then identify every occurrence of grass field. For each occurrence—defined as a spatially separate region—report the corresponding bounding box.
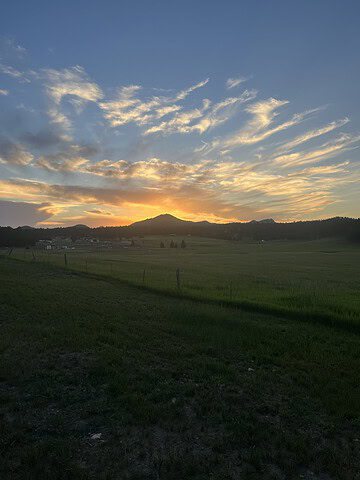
[0,256,359,479]
[8,236,360,329]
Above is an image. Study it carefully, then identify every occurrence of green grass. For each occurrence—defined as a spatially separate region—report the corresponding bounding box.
[0,257,359,479]
[8,236,360,329]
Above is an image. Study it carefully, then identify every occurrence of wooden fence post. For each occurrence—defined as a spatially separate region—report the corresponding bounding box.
[142,268,146,284]
[176,268,180,289]
[64,253,67,267]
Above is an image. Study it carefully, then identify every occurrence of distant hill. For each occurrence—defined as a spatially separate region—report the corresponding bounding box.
[130,213,188,228]
[72,224,90,229]
[0,214,359,247]
[250,218,276,224]
[18,225,36,230]
[128,213,213,234]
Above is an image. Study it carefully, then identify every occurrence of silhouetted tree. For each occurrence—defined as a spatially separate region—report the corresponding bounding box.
[181,239,186,248]
[160,241,165,248]
[170,240,175,248]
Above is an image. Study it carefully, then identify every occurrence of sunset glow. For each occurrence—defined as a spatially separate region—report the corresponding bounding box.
[0,2,359,227]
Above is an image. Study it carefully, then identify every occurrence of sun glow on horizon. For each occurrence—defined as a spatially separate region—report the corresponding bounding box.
[0,7,359,227]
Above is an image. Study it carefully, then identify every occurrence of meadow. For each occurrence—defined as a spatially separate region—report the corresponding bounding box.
[0,256,359,479]
[8,236,360,329]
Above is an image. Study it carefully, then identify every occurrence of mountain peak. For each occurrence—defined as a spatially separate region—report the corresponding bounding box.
[153,213,180,221]
[131,214,185,227]
[72,224,90,229]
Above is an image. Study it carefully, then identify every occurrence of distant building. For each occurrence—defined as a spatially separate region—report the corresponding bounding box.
[51,237,73,249]
[74,237,99,246]
[74,237,114,249]
[35,239,53,250]
[35,237,73,250]
[35,236,133,250]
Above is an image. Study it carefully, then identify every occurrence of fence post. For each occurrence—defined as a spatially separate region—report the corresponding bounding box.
[85,259,88,273]
[229,281,233,301]
[32,250,36,261]
[142,268,146,284]
[64,253,67,267]
[176,268,180,289]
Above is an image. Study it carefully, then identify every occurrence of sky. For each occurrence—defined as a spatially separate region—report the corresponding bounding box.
[0,0,359,227]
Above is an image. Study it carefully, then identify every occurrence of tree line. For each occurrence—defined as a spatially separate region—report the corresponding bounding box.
[0,217,359,247]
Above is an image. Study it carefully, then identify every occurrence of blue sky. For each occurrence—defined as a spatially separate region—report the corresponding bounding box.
[0,0,359,226]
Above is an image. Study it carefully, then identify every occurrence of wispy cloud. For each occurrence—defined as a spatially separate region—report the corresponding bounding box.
[277,118,350,152]
[100,78,255,137]
[144,90,257,135]
[32,143,98,172]
[0,88,8,95]
[0,63,30,83]
[199,99,321,155]
[42,66,103,133]
[226,76,248,89]
[0,138,33,166]
[84,157,202,180]
[224,98,307,147]
[273,133,360,167]
[43,65,103,106]
[293,161,350,176]
[173,78,209,100]
[35,153,88,172]
[85,209,113,216]
[99,79,209,129]
[47,107,73,133]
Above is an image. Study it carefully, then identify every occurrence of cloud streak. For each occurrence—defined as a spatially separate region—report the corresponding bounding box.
[144,90,257,135]
[273,134,360,167]
[226,77,248,89]
[277,118,350,152]
[0,63,31,83]
[99,79,210,129]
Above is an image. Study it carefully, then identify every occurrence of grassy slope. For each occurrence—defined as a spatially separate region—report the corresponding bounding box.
[0,257,359,480]
[10,237,360,327]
